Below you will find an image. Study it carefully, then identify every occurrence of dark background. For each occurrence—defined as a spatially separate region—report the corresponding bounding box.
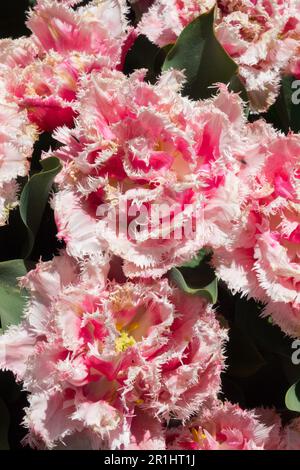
[0,1,31,39]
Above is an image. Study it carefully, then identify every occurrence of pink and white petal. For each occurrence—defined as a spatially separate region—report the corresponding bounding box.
[53,190,107,259]
[0,325,36,381]
[127,409,166,450]
[24,390,79,449]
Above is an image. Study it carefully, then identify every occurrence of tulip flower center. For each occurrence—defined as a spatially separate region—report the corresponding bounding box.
[191,427,207,444]
[115,331,136,352]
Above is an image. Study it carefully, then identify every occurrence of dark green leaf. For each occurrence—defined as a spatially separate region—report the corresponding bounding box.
[0,260,28,332]
[0,397,9,450]
[286,381,300,412]
[162,7,238,100]
[20,157,62,258]
[170,267,218,304]
[264,76,300,134]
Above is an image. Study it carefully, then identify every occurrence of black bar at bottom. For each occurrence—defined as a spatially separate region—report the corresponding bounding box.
[0,450,297,467]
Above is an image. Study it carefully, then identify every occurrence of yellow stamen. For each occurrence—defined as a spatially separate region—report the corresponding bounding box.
[115,331,136,352]
[135,399,144,405]
[191,427,206,443]
[191,428,200,443]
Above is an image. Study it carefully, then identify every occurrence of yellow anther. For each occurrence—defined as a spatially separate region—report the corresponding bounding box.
[191,428,200,443]
[115,331,136,352]
[191,427,206,443]
[135,399,144,406]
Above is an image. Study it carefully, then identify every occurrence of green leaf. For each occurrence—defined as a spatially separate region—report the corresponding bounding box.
[0,260,28,332]
[264,76,300,134]
[170,267,218,304]
[285,381,300,413]
[0,397,9,450]
[20,157,62,258]
[162,7,238,100]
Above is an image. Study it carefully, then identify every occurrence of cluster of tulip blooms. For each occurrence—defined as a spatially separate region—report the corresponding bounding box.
[0,0,300,450]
